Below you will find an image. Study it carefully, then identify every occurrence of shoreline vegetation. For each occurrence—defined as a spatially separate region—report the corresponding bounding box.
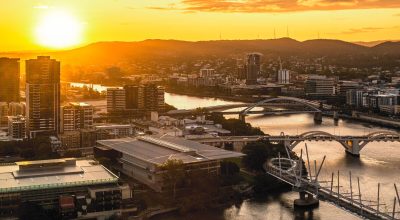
[165,86,261,103]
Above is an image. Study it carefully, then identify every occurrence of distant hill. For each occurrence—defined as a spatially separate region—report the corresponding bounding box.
[371,41,400,54]
[353,40,400,47]
[1,38,400,66]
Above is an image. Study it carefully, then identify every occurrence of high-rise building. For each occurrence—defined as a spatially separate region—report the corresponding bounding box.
[346,90,365,108]
[8,115,26,140]
[305,75,335,96]
[0,58,20,103]
[124,85,145,109]
[246,53,262,85]
[237,65,246,80]
[107,84,165,114]
[277,69,290,84]
[62,102,94,132]
[106,87,126,113]
[338,81,361,97]
[199,69,215,77]
[144,84,165,112]
[26,56,61,137]
[0,102,9,127]
[8,102,26,116]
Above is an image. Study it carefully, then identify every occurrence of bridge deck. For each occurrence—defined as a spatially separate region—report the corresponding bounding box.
[189,134,400,143]
[266,166,399,220]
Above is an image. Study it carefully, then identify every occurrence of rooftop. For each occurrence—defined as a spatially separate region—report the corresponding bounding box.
[185,124,231,135]
[68,102,92,107]
[97,136,244,165]
[95,124,133,129]
[0,158,118,193]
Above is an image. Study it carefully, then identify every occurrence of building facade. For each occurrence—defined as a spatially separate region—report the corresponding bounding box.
[96,136,243,192]
[58,129,97,156]
[26,56,61,137]
[95,124,135,140]
[8,116,26,140]
[107,84,165,114]
[305,75,336,96]
[62,102,94,132]
[0,58,20,103]
[107,88,126,113]
[124,85,145,110]
[277,69,290,84]
[144,84,165,112]
[0,102,8,127]
[8,102,26,116]
[245,53,261,85]
[0,158,134,219]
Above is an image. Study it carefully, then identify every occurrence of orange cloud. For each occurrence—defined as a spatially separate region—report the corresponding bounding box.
[340,27,385,34]
[150,0,400,13]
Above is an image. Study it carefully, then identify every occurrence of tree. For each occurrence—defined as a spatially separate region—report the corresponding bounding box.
[64,150,82,158]
[207,113,264,136]
[241,142,270,172]
[241,140,295,172]
[37,143,53,160]
[158,159,185,200]
[194,107,209,116]
[220,161,240,176]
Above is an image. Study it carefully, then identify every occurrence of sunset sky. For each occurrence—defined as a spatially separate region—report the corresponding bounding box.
[1,0,400,51]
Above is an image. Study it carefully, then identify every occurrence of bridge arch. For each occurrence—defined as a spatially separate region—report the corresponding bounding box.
[365,131,399,139]
[273,130,399,156]
[285,131,349,151]
[241,97,322,115]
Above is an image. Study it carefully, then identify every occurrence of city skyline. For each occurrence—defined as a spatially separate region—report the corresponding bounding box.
[1,0,400,51]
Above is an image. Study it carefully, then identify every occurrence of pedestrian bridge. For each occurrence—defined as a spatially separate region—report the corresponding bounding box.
[265,151,400,220]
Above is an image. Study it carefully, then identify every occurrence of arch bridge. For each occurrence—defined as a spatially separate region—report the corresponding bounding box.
[216,97,328,122]
[266,130,400,156]
[189,130,400,156]
[166,97,333,122]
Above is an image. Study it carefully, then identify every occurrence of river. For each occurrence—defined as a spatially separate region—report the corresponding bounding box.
[68,83,400,220]
[162,92,400,220]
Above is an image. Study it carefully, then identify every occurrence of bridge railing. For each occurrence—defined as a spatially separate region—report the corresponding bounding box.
[266,157,400,220]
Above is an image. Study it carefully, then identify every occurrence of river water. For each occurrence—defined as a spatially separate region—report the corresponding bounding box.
[162,92,400,220]
[68,82,400,220]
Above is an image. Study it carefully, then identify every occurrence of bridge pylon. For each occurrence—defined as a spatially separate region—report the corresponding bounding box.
[239,114,246,122]
[333,111,339,121]
[294,190,319,208]
[344,139,361,157]
[314,112,322,122]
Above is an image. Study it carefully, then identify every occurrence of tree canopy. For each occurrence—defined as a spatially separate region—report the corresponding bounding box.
[159,159,186,200]
[207,113,264,136]
[241,140,296,172]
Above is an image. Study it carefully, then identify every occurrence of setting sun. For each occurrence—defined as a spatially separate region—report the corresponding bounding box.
[35,10,83,49]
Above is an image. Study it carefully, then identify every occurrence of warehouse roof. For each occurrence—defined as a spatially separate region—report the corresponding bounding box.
[97,135,244,165]
[0,158,118,193]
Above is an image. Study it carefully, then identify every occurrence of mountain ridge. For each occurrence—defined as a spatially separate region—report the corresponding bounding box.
[1,38,400,65]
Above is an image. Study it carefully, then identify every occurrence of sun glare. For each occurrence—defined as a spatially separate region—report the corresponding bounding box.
[35,10,83,49]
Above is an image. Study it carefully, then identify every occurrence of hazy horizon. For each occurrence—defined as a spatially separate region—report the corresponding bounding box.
[1,37,399,53]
